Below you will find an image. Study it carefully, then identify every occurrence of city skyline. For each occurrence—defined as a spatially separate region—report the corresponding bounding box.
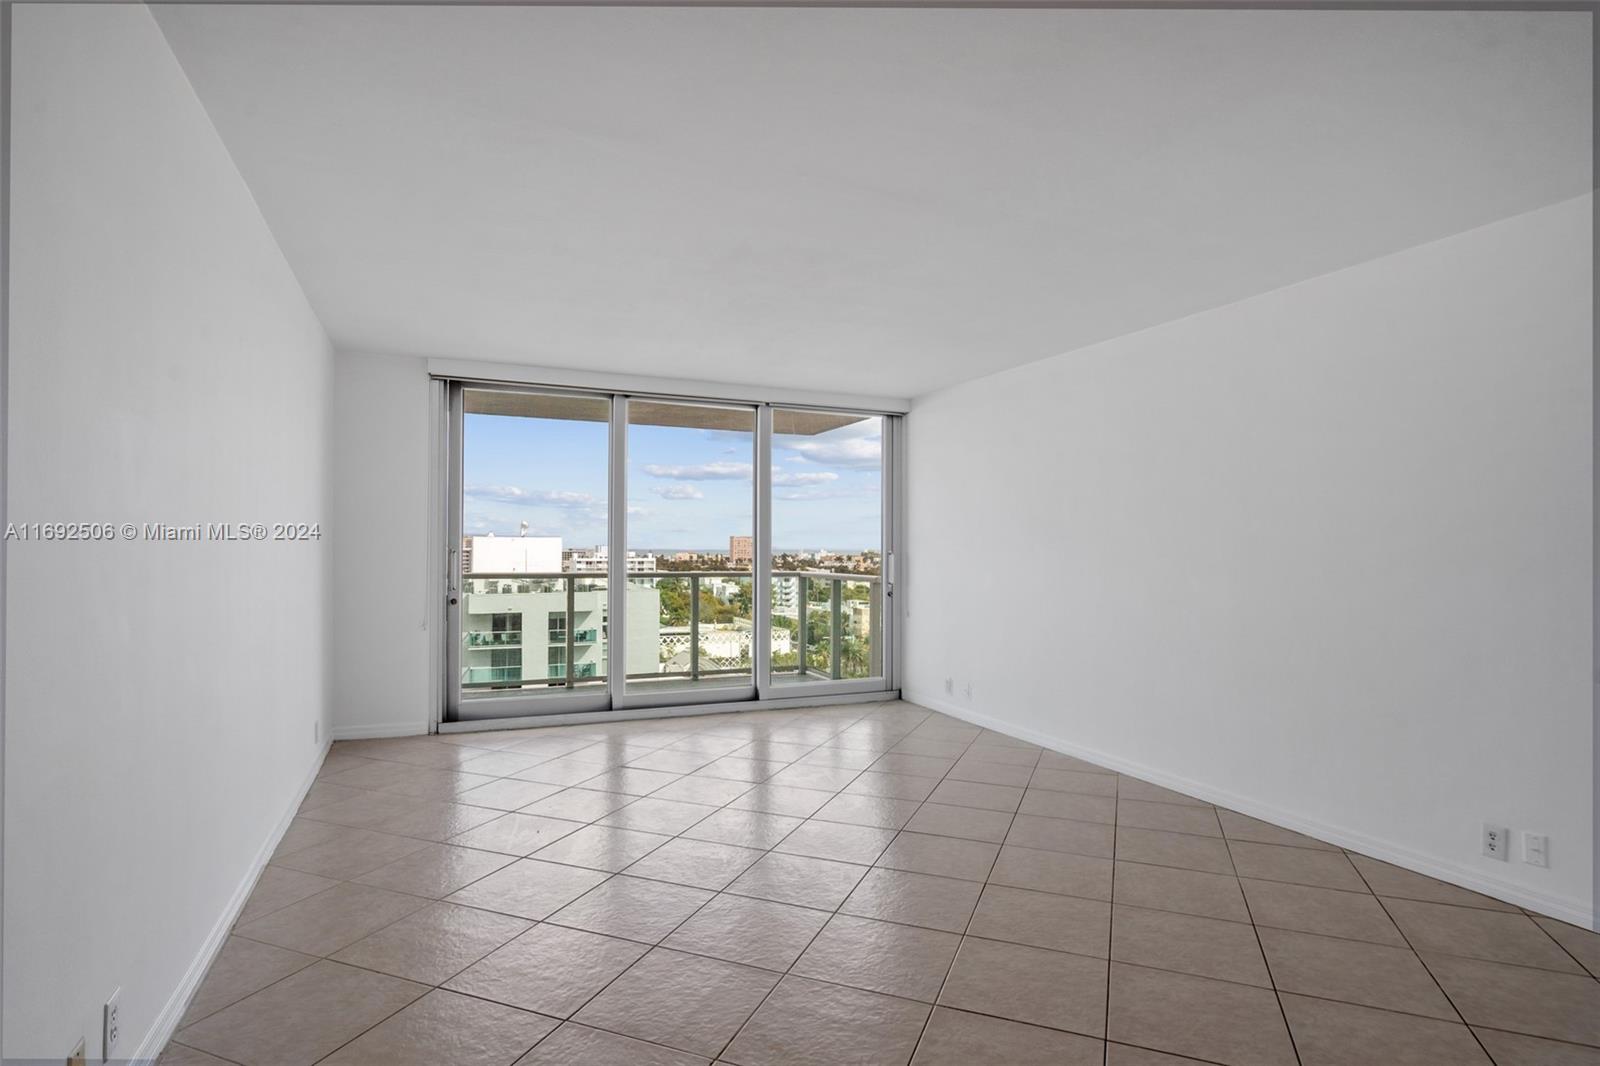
[463,410,883,552]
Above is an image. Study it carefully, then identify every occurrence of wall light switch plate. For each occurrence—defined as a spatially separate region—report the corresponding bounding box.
[1482,823,1509,861]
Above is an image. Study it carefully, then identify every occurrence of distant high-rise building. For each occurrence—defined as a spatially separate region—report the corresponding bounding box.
[729,535,753,566]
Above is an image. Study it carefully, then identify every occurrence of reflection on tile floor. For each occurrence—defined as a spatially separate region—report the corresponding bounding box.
[162,700,1600,1065]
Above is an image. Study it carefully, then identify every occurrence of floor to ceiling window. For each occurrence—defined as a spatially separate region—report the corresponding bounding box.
[770,409,886,689]
[445,382,896,722]
[623,400,758,707]
[449,388,613,719]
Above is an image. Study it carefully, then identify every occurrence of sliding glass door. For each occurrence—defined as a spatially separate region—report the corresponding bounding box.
[769,409,887,692]
[619,400,758,707]
[445,382,894,722]
[447,388,614,718]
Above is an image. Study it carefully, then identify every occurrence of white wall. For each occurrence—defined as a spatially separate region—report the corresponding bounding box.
[905,195,1594,927]
[6,6,334,1059]
[331,351,434,738]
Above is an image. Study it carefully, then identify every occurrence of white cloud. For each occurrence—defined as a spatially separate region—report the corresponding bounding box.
[642,461,753,481]
[770,469,839,487]
[778,419,883,470]
[784,437,881,469]
[465,485,597,508]
[654,484,705,500]
[775,488,871,501]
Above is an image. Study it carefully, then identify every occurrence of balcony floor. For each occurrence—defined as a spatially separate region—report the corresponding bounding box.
[163,701,1599,1066]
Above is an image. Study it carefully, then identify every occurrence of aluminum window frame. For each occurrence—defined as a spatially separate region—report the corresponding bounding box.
[439,375,899,725]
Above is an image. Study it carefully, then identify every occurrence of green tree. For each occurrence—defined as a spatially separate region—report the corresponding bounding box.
[658,580,691,626]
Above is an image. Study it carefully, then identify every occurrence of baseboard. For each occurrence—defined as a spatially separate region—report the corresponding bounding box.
[130,738,333,1064]
[904,687,1595,931]
[331,720,430,740]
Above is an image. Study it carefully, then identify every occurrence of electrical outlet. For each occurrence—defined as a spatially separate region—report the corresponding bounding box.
[1522,831,1549,868]
[944,677,953,695]
[314,719,321,744]
[68,1038,86,1066]
[963,681,973,700]
[1482,823,1509,861]
[103,988,121,1062]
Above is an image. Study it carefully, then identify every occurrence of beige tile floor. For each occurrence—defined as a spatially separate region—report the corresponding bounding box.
[160,700,1600,1066]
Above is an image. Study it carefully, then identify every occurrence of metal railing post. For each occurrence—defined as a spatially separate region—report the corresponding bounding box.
[830,578,842,680]
[796,576,808,677]
[689,575,700,681]
[565,575,576,689]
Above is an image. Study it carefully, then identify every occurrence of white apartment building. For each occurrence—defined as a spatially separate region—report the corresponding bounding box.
[566,545,659,573]
[771,576,800,619]
[660,621,794,674]
[460,577,662,687]
[461,537,659,687]
[464,534,562,574]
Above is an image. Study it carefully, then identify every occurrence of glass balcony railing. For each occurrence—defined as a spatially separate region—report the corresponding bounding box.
[626,571,755,688]
[460,572,608,694]
[464,630,522,647]
[459,569,881,697]
[465,665,522,684]
[770,571,882,683]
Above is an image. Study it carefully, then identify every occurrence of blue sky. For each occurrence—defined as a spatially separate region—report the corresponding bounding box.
[463,412,882,552]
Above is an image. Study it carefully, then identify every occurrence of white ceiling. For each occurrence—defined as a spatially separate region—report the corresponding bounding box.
[151,6,1589,400]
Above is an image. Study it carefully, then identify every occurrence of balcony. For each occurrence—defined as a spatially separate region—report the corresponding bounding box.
[464,630,521,647]
[769,571,883,684]
[459,570,881,695]
[464,665,521,684]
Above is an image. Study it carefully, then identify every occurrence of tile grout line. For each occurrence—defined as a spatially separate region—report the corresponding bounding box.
[512,704,902,1063]
[1103,770,1118,1066]
[1225,831,1304,1066]
[334,739,1554,924]
[180,704,1600,1065]
[710,704,956,1064]
[1344,858,1500,1066]
[275,717,1228,1060]
[246,822,599,1064]
[182,708,849,1062]
[1523,911,1600,981]
[240,908,1527,1049]
[311,704,893,1066]
[901,724,1021,1064]
[346,732,876,1061]
[301,741,1562,995]
[710,704,934,1062]
[166,1041,249,1066]
[1467,1023,1600,1056]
